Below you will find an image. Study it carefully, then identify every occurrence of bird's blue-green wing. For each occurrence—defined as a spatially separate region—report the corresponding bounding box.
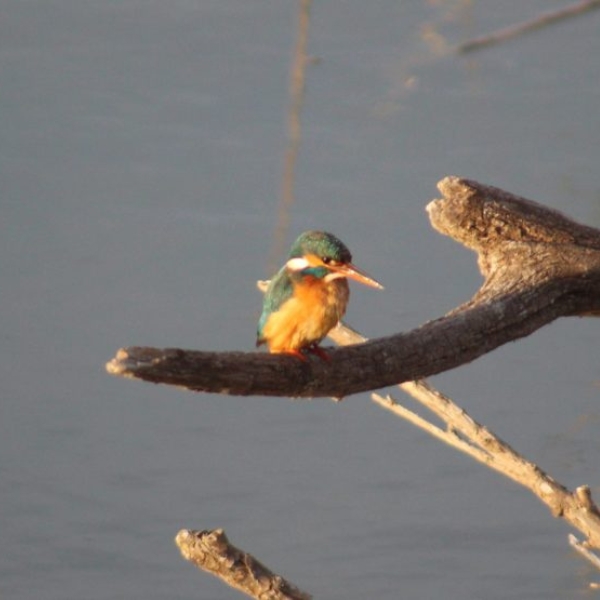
[257,267,294,344]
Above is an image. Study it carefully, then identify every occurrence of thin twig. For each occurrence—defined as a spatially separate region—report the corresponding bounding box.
[458,0,600,53]
[370,383,600,549]
[372,393,491,464]
[569,534,600,570]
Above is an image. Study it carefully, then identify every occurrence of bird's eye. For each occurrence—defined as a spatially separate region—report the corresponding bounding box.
[321,256,332,265]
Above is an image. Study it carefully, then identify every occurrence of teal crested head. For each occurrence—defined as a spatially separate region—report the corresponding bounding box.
[284,230,383,288]
[289,230,352,262]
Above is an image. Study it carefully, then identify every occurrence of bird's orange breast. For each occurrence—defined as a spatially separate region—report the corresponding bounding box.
[261,277,349,353]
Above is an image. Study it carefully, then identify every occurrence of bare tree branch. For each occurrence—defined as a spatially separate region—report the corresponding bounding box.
[175,529,311,600]
[106,177,600,398]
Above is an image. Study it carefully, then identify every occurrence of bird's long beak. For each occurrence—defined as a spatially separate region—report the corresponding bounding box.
[332,263,384,289]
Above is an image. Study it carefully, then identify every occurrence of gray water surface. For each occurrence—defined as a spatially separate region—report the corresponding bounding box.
[3,2,600,599]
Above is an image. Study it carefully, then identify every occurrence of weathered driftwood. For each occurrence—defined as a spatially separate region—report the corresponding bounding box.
[106,176,600,398]
[175,529,311,600]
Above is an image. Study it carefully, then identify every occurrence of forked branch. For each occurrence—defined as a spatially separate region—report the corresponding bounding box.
[106,177,600,398]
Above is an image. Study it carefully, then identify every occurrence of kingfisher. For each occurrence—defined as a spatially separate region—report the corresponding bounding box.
[257,230,383,360]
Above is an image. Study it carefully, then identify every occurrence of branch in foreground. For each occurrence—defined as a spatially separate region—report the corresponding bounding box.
[175,528,311,600]
[106,177,600,398]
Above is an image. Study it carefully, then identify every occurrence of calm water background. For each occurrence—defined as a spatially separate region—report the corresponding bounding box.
[3,1,600,599]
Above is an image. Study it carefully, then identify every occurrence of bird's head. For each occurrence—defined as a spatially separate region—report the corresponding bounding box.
[285,230,383,289]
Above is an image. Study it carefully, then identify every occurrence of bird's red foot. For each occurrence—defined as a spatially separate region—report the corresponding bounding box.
[306,344,331,361]
[276,346,330,362]
[281,349,309,362]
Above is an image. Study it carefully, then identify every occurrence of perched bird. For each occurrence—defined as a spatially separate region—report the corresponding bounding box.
[257,230,383,360]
